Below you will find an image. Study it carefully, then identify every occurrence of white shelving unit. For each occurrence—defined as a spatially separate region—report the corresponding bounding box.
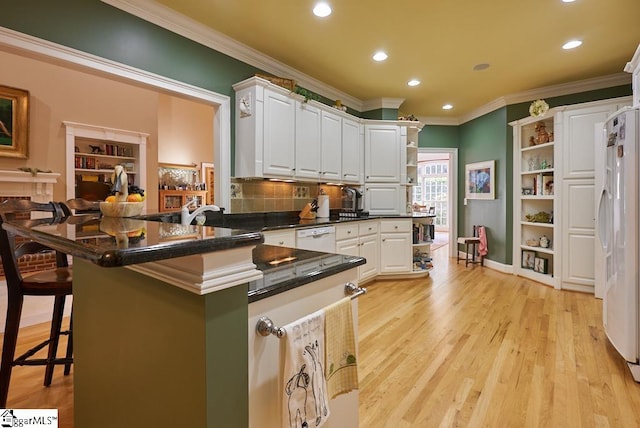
[64,121,148,203]
[511,114,559,288]
[411,214,434,275]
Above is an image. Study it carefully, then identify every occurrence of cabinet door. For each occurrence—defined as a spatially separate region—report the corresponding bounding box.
[380,233,412,273]
[358,234,379,281]
[342,118,363,184]
[561,104,617,179]
[562,178,595,289]
[364,124,401,182]
[295,102,321,179]
[320,110,342,182]
[364,184,404,215]
[263,89,295,177]
[335,237,359,257]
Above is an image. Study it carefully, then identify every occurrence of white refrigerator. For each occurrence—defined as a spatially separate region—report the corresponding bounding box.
[597,106,640,381]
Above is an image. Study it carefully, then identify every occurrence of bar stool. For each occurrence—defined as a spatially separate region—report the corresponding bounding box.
[456,225,484,267]
[0,199,73,407]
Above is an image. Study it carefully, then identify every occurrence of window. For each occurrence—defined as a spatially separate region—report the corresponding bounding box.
[413,158,449,228]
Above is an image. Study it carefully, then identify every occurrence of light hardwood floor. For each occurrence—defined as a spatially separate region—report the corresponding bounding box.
[5,247,640,427]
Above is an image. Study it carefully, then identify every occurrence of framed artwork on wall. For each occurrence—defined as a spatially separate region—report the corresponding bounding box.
[465,160,495,200]
[0,85,29,159]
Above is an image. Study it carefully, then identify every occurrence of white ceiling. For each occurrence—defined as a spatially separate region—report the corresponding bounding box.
[119,0,640,122]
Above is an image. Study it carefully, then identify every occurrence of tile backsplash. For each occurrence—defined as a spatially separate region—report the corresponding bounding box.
[229,179,343,213]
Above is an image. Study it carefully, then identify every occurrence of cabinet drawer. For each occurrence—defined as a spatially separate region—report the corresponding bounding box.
[262,230,296,247]
[358,221,379,236]
[380,219,412,233]
[336,223,359,241]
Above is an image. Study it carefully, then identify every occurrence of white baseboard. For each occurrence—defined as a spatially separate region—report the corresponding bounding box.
[456,252,513,274]
[0,280,73,333]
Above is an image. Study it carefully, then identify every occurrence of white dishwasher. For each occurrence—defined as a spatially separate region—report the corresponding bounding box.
[296,225,336,252]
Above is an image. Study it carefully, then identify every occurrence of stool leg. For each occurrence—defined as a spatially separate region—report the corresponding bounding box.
[64,308,73,376]
[465,243,470,267]
[0,293,24,407]
[44,296,65,387]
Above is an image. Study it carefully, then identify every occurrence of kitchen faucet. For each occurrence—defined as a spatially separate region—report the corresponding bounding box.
[181,199,220,225]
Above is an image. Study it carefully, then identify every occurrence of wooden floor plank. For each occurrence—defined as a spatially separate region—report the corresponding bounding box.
[4,247,640,427]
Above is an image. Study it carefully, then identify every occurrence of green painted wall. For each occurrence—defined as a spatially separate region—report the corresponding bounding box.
[419,125,459,149]
[458,108,511,264]
[361,108,399,120]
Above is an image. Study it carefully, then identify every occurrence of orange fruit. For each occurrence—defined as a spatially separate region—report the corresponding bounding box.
[127,193,143,202]
[105,195,116,203]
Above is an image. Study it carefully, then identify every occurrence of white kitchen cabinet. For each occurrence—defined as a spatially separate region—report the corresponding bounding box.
[626,44,640,107]
[248,269,359,428]
[262,229,296,248]
[335,221,379,283]
[364,124,402,183]
[560,103,619,180]
[320,109,342,182]
[263,89,296,177]
[233,77,295,179]
[341,118,363,184]
[294,101,322,180]
[364,184,405,215]
[379,219,412,274]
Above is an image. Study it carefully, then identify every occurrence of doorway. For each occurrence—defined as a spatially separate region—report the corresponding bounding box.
[413,148,458,257]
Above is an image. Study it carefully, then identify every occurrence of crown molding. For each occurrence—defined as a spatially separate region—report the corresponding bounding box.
[624,44,640,73]
[417,116,460,126]
[362,98,405,112]
[101,0,364,111]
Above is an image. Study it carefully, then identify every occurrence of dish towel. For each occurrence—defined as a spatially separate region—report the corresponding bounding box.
[324,297,359,399]
[478,226,488,256]
[282,309,330,428]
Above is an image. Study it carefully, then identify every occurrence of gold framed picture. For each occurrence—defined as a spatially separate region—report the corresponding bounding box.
[0,85,29,159]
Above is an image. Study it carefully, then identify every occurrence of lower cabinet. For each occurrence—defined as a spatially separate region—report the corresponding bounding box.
[335,221,379,282]
[379,219,412,273]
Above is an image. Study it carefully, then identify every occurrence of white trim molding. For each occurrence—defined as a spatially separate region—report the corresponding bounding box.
[0,25,232,211]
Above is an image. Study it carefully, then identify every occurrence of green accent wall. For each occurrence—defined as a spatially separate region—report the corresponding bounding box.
[459,108,511,264]
[419,125,459,149]
[361,108,399,120]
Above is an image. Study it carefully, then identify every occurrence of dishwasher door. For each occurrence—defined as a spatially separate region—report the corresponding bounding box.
[296,225,336,252]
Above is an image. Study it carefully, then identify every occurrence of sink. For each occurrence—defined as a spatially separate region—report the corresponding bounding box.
[136,209,224,226]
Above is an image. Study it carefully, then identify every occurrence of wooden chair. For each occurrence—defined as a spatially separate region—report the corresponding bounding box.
[456,225,484,267]
[0,199,73,407]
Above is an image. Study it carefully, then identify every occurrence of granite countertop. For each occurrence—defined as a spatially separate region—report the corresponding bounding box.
[248,245,365,303]
[2,214,263,267]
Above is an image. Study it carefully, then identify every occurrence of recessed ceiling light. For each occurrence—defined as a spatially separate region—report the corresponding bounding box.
[442,104,453,110]
[473,63,490,71]
[313,2,332,17]
[562,40,582,50]
[373,51,388,62]
[407,79,421,87]
[562,0,576,3]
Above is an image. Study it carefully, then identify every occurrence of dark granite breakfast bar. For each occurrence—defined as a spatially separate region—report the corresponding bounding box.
[2,213,364,428]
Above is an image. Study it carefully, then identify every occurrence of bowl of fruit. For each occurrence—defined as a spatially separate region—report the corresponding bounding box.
[99,186,146,217]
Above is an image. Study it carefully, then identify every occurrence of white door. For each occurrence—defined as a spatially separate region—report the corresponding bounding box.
[562,179,596,290]
[294,101,321,179]
[320,110,342,181]
[364,124,401,182]
[263,89,295,177]
[342,118,363,184]
[358,234,379,281]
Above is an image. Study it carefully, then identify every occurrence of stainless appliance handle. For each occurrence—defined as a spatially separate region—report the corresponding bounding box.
[596,188,610,250]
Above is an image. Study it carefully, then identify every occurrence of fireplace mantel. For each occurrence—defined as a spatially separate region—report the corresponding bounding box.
[0,169,60,203]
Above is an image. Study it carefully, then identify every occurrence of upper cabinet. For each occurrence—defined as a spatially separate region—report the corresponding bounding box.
[364,123,402,183]
[233,76,363,183]
[341,117,363,184]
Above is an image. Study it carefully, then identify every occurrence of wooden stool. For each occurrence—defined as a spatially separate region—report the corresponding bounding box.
[457,225,485,267]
